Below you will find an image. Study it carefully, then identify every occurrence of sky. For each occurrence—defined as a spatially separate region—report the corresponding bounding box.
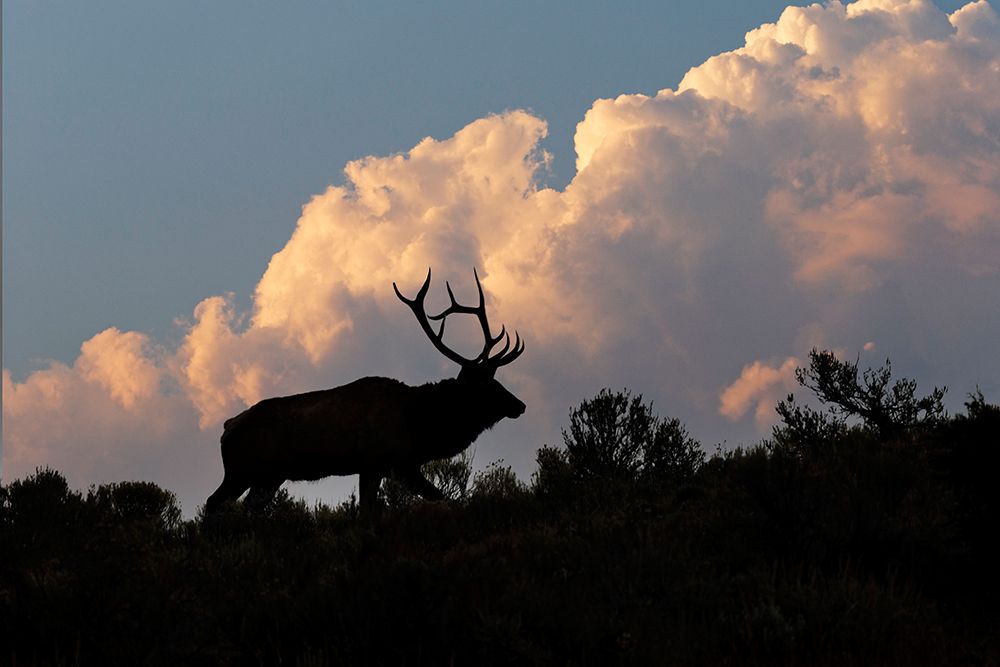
[4,0,999,515]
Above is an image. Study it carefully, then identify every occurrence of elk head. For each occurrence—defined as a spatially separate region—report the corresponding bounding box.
[393,268,526,419]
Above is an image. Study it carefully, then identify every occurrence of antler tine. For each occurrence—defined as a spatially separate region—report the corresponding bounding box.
[471,267,507,357]
[392,268,431,306]
[488,330,525,369]
[492,330,513,360]
[428,280,476,319]
[396,267,524,373]
[423,268,508,362]
[491,324,507,348]
[394,268,474,368]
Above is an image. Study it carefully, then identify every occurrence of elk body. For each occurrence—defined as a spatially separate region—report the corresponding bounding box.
[205,269,525,515]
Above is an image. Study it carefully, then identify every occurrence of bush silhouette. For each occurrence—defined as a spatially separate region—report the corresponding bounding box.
[86,480,182,530]
[563,389,647,478]
[471,459,526,499]
[562,388,703,482]
[641,415,704,483]
[382,449,474,510]
[790,348,946,440]
[1,467,81,526]
[530,444,573,498]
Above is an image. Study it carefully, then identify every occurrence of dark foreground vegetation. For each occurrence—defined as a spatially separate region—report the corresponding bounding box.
[2,351,999,666]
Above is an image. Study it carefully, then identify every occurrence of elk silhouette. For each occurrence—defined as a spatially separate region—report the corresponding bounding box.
[205,269,525,515]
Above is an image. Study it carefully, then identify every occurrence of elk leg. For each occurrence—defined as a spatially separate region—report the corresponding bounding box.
[205,474,250,514]
[359,472,385,519]
[395,466,445,502]
[244,481,282,513]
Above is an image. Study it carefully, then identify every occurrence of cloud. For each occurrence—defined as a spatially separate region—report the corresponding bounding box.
[76,328,163,410]
[720,357,801,427]
[677,0,1000,287]
[2,329,208,503]
[5,0,1000,513]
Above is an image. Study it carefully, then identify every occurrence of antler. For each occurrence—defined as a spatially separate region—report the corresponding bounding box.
[393,268,524,375]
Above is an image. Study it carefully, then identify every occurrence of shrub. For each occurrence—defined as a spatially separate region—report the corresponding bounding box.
[562,388,702,482]
[531,445,573,498]
[794,348,946,440]
[0,468,86,547]
[563,389,648,479]
[382,450,473,510]
[86,481,182,530]
[772,393,850,454]
[641,416,704,483]
[471,460,526,499]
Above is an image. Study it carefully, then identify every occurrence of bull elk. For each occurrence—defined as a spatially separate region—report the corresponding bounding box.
[205,268,525,515]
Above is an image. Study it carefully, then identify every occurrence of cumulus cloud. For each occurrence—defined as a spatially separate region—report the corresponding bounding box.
[5,0,1000,513]
[720,357,801,427]
[677,0,1000,287]
[2,329,208,502]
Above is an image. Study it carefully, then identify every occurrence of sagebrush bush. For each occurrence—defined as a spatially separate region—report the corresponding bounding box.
[471,459,526,499]
[382,449,474,510]
[562,388,704,483]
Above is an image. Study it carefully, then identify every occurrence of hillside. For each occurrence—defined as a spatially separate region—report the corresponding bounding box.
[2,353,998,665]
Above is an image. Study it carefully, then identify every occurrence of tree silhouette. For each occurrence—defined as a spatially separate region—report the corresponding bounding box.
[782,349,946,441]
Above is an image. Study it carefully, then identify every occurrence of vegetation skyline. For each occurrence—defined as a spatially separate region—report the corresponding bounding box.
[3,351,997,664]
[5,0,1000,516]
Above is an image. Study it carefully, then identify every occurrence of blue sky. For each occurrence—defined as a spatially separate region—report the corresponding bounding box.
[4,0,810,377]
[4,1,997,512]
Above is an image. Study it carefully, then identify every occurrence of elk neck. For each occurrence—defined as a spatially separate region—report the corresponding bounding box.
[410,377,508,460]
